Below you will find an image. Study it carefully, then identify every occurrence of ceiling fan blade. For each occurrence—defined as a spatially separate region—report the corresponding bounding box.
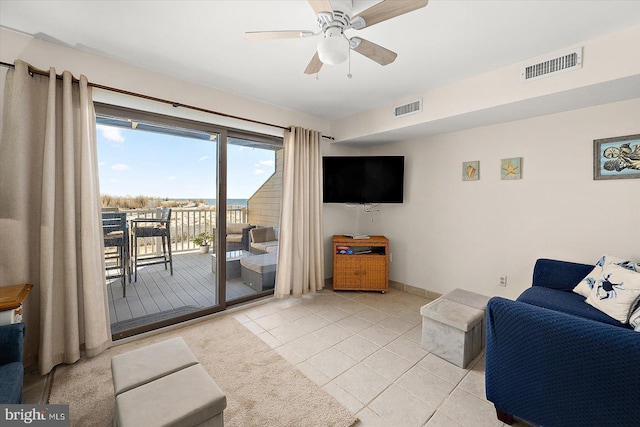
[351,38,397,66]
[308,0,333,16]
[352,0,429,29]
[304,52,323,74]
[244,30,315,40]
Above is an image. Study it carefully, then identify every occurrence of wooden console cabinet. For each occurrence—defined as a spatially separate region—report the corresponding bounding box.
[332,235,389,293]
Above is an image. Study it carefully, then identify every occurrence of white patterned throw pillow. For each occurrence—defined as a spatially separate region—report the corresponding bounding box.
[585,263,640,324]
[573,255,640,298]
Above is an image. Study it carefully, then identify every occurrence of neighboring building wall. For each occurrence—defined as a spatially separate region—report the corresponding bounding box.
[247,149,283,228]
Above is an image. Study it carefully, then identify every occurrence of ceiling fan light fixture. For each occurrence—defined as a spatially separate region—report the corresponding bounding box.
[317,27,349,65]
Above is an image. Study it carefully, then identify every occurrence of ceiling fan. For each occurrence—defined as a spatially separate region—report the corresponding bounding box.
[244,0,429,74]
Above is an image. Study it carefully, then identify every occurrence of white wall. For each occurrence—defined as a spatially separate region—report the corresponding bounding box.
[350,98,640,299]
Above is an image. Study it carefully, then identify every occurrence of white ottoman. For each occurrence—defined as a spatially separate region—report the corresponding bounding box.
[420,289,489,368]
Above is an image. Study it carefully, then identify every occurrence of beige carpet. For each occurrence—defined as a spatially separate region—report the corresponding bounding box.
[48,315,359,427]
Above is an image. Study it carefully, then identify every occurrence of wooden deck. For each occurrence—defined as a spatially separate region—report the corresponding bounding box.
[107,251,260,333]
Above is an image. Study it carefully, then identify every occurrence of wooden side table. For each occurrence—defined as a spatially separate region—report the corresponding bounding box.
[0,283,33,325]
[332,235,389,293]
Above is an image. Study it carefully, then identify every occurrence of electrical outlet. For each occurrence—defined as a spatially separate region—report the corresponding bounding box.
[389,253,393,262]
[499,276,507,287]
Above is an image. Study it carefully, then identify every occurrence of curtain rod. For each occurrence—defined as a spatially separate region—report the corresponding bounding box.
[0,61,335,141]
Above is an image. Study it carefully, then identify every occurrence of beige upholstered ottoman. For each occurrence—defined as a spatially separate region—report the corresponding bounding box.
[420,289,490,368]
[111,337,198,395]
[112,337,227,426]
[115,364,226,427]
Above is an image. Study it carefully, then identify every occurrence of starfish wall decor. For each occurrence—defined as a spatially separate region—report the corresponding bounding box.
[501,157,522,180]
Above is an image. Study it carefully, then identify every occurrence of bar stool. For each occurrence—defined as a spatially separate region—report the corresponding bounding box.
[102,212,130,297]
[131,208,173,282]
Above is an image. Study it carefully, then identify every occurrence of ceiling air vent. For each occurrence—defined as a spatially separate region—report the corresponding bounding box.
[394,98,422,118]
[521,47,583,82]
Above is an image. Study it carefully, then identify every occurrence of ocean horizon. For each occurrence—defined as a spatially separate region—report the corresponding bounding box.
[178,198,247,207]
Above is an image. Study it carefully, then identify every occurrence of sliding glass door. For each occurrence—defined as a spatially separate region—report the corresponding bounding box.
[95,104,281,339]
[224,135,282,304]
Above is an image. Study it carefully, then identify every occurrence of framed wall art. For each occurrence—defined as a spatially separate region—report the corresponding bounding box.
[463,161,479,181]
[501,157,522,180]
[593,134,640,180]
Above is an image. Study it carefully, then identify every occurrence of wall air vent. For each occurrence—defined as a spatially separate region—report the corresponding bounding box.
[521,47,583,82]
[394,98,422,118]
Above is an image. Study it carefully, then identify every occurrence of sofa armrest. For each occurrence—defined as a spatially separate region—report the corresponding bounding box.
[486,297,640,426]
[531,258,594,290]
[241,225,256,251]
[0,323,25,365]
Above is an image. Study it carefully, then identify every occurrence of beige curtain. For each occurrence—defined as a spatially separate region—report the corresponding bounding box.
[0,60,110,374]
[275,126,324,298]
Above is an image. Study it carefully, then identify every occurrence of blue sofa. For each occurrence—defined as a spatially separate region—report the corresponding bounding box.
[0,322,25,404]
[485,259,640,426]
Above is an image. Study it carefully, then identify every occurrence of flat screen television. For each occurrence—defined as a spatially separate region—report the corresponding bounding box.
[322,156,404,204]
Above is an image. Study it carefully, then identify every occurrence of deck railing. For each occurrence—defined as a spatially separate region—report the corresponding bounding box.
[122,207,247,254]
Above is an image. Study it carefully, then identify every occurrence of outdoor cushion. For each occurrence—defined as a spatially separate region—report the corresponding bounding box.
[227,234,243,243]
[251,241,278,253]
[240,252,277,274]
[249,227,278,253]
[227,223,250,235]
[250,227,277,243]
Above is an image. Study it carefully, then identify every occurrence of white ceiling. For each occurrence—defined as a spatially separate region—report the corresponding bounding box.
[2,0,640,122]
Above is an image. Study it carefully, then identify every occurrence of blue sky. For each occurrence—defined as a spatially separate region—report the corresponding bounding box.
[96,125,275,199]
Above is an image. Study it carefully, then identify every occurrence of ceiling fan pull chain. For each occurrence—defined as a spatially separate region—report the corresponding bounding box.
[347,46,352,79]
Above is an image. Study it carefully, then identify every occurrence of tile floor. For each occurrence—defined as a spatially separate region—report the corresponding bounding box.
[22,286,533,426]
[233,287,533,427]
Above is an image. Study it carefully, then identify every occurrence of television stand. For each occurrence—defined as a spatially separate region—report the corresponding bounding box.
[332,235,389,293]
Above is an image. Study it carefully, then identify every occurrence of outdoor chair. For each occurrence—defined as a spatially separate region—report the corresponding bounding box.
[226,223,254,251]
[102,212,130,296]
[249,227,278,254]
[131,208,173,282]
